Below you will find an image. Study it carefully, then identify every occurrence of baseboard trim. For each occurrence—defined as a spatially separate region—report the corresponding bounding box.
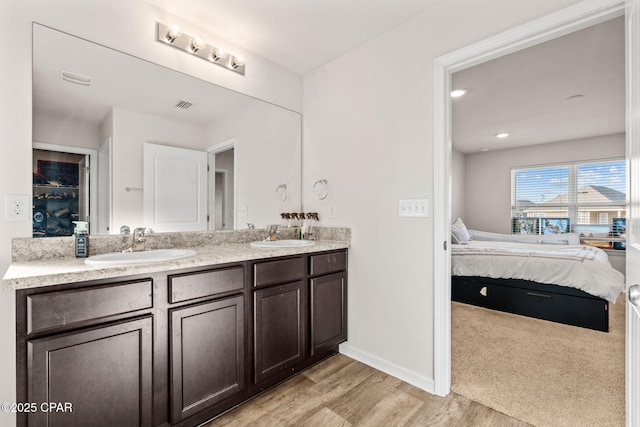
[339,343,435,394]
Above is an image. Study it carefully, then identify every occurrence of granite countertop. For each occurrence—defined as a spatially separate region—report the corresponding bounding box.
[3,240,349,290]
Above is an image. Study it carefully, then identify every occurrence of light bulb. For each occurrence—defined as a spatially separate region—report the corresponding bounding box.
[212,48,228,61]
[496,132,510,139]
[451,89,467,98]
[190,37,205,53]
[231,55,245,69]
[166,25,181,43]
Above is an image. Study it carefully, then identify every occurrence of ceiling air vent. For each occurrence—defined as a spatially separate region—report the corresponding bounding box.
[174,100,194,110]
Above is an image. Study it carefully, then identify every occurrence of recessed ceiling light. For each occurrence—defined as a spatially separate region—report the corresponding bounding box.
[451,89,467,98]
[496,132,510,139]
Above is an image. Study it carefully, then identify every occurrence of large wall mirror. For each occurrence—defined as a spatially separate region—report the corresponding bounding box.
[32,23,302,237]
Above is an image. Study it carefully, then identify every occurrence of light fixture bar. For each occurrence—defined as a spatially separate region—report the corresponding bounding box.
[155,22,245,76]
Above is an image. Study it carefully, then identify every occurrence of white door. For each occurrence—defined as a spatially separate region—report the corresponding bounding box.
[143,143,208,232]
[626,1,640,425]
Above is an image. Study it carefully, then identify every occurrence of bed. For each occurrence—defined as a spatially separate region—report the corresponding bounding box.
[450,221,626,332]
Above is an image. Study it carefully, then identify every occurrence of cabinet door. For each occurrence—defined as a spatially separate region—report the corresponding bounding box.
[311,272,347,356]
[170,296,245,423]
[28,316,153,427]
[253,281,307,384]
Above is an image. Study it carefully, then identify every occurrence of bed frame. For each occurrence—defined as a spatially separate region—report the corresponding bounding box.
[451,276,609,332]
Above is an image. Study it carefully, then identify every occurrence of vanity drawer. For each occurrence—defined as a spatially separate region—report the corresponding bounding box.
[254,257,305,288]
[169,266,244,303]
[27,279,153,335]
[310,251,347,277]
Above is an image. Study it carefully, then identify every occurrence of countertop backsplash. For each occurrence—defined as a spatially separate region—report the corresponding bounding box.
[11,227,351,263]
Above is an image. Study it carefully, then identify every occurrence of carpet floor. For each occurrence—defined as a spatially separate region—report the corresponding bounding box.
[451,294,625,427]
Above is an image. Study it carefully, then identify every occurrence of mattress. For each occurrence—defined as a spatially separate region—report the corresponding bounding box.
[451,240,625,303]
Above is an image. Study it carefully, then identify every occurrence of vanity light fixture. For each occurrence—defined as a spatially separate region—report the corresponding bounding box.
[156,22,245,76]
[165,25,182,43]
[189,37,205,53]
[211,48,228,62]
[231,56,245,70]
[496,132,510,139]
[451,88,467,98]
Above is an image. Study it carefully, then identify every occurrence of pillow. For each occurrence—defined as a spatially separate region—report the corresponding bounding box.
[468,229,512,242]
[451,218,472,244]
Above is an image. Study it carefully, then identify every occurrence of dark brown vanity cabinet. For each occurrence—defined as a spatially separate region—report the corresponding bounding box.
[252,250,348,387]
[310,252,348,356]
[17,279,155,427]
[253,257,307,384]
[17,249,348,427]
[29,317,154,427]
[167,266,246,424]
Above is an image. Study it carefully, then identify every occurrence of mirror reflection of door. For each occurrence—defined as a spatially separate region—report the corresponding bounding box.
[213,148,235,230]
[32,147,91,237]
[214,170,227,230]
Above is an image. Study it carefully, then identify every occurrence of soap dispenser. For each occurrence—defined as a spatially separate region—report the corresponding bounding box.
[73,221,89,258]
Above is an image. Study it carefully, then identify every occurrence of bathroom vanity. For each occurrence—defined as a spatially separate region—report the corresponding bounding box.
[5,233,348,427]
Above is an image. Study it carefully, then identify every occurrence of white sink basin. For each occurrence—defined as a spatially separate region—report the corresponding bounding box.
[85,249,196,266]
[250,239,315,248]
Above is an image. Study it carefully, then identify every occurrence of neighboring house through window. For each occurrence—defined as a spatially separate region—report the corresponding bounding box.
[512,159,626,236]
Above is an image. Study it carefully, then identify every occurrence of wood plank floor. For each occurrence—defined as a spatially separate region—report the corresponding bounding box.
[205,354,531,427]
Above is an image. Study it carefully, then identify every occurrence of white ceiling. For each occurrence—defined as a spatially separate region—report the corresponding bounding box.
[144,0,438,75]
[142,1,625,154]
[452,16,625,154]
[33,24,259,129]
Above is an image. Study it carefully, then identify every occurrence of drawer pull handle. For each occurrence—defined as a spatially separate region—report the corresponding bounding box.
[527,291,551,298]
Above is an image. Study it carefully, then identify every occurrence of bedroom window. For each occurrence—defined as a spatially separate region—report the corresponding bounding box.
[512,159,626,235]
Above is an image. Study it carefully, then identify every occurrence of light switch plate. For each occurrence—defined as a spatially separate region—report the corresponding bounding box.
[399,199,428,217]
[6,194,30,221]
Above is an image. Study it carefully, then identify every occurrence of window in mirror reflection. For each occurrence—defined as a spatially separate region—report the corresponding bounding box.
[33,148,90,237]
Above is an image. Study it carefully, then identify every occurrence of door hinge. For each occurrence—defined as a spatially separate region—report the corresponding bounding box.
[443,241,448,250]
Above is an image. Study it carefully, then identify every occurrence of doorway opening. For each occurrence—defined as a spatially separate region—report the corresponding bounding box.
[432,0,629,406]
[207,138,236,230]
[32,143,96,236]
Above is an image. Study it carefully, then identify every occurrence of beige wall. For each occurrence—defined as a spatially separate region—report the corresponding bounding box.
[452,149,467,222]
[462,133,625,233]
[302,0,582,388]
[0,2,301,425]
[1,1,588,422]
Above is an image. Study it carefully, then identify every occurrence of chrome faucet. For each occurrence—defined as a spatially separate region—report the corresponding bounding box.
[126,227,152,252]
[264,224,280,241]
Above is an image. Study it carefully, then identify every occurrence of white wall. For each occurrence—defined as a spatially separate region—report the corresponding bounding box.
[207,101,302,228]
[1,1,589,422]
[302,0,582,390]
[111,107,209,230]
[451,149,467,222]
[33,114,101,149]
[0,2,301,425]
[463,133,625,233]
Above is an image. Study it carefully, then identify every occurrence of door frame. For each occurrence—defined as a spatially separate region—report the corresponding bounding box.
[33,142,98,234]
[207,138,237,230]
[432,0,629,398]
[214,169,228,229]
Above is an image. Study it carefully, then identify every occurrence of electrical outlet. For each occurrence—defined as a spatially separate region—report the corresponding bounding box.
[6,194,30,221]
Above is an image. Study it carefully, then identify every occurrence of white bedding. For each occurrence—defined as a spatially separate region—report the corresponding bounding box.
[451,240,625,303]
